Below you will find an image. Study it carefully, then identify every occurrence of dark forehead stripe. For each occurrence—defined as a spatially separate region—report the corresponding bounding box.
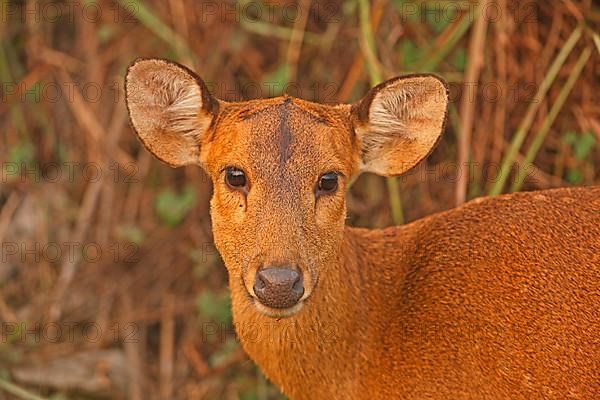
[278,98,293,165]
[239,98,331,168]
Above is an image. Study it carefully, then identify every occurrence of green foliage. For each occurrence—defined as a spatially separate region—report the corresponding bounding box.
[425,5,456,33]
[196,290,232,325]
[392,0,418,21]
[116,224,145,245]
[9,141,35,166]
[562,131,596,184]
[97,24,116,44]
[453,47,467,72]
[115,0,195,62]
[3,141,36,183]
[190,247,221,279]
[240,392,259,400]
[0,341,23,364]
[209,337,239,368]
[155,186,197,227]
[262,64,290,96]
[566,169,582,184]
[399,39,420,68]
[562,131,596,161]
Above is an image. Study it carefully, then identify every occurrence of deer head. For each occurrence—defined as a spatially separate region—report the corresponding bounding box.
[125,58,448,319]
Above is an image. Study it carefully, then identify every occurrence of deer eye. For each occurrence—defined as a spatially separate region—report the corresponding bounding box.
[317,172,338,195]
[225,167,247,189]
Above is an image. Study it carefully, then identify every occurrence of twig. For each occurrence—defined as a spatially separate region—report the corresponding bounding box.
[122,294,144,400]
[455,0,491,205]
[488,25,583,195]
[49,178,104,321]
[336,2,384,102]
[592,32,600,55]
[0,378,47,400]
[286,0,311,84]
[115,0,196,65]
[358,0,404,225]
[183,341,211,378]
[54,68,134,169]
[417,3,485,72]
[168,0,193,66]
[160,294,175,400]
[510,47,592,192]
[239,18,321,45]
[0,192,20,245]
[358,0,383,83]
[0,64,51,115]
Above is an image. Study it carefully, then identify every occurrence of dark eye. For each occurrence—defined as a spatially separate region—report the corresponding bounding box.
[225,167,247,189]
[317,172,338,194]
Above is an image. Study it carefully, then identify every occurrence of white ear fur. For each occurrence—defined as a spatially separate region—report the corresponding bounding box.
[125,58,218,167]
[353,75,449,176]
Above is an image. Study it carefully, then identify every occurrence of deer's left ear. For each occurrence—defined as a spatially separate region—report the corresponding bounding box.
[351,75,449,176]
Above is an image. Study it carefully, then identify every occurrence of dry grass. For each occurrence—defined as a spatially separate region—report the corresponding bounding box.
[0,1,598,399]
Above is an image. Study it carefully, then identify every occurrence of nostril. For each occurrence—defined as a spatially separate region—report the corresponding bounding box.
[292,275,304,297]
[254,274,266,291]
[253,267,304,309]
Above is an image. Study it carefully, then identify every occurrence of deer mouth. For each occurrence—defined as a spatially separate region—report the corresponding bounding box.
[252,298,305,318]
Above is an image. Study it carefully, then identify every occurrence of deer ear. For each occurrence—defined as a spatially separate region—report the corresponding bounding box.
[125,58,219,167]
[351,74,449,176]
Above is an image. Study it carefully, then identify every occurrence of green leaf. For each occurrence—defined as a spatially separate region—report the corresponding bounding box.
[240,393,258,400]
[425,4,455,33]
[561,131,578,145]
[116,224,145,245]
[566,169,582,184]
[196,290,232,325]
[97,24,116,44]
[262,64,290,96]
[400,39,420,68]
[573,131,596,160]
[3,142,36,183]
[155,186,197,227]
[453,47,467,72]
[562,131,596,161]
[392,0,419,22]
[209,337,239,368]
[9,141,35,165]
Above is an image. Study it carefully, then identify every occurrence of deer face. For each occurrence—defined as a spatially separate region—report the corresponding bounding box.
[125,58,448,318]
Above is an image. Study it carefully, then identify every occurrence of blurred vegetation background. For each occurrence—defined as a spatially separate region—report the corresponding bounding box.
[0,0,598,399]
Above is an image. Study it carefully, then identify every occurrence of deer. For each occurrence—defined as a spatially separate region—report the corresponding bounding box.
[124,58,599,399]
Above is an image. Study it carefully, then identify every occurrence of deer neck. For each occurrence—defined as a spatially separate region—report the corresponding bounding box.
[230,228,370,398]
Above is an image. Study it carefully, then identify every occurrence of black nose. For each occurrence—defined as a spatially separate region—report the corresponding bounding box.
[253,267,304,309]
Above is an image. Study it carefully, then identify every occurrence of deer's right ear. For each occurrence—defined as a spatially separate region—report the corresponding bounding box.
[125,58,219,167]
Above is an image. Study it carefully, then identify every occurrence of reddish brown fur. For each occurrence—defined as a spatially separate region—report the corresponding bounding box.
[125,59,600,399]
[233,186,600,399]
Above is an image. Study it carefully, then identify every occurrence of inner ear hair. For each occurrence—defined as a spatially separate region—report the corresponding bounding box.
[352,74,449,176]
[125,58,219,167]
